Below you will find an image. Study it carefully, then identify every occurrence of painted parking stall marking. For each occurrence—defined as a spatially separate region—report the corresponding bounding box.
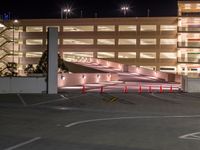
[4,137,41,150]
[179,132,200,140]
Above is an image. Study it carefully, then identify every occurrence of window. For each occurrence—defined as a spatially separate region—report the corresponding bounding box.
[97,52,115,58]
[140,52,156,59]
[118,39,136,45]
[63,26,94,32]
[140,66,156,70]
[118,52,136,58]
[160,25,177,31]
[63,39,94,45]
[97,39,115,45]
[26,52,42,58]
[18,40,23,45]
[26,39,43,45]
[160,39,177,45]
[160,66,176,73]
[63,52,93,59]
[119,25,136,31]
[13,52,23,57]
[140,39,156,45]
[97,25,115,31]
[17,26,23,32]
[26,26,43,32]
[184,4,191,9]
[160,52,177,59]
[140,25,156,31]
[46,26,60,32]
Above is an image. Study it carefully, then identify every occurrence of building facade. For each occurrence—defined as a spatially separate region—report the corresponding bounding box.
[0,0,200,77]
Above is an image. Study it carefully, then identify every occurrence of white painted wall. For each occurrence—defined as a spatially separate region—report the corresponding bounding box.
[58,73,119,87]
[0,77,46,93]
[182,77,200,93]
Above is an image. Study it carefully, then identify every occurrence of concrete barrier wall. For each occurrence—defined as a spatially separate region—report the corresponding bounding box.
[128,66,169,81]
[71,57,182,83]
[182,77,200,93]
[58,73,119,87]
[76,57,125,72]
[0,77,46,93]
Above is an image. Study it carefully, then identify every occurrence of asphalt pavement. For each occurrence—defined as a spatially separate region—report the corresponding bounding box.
[1,92,200,150]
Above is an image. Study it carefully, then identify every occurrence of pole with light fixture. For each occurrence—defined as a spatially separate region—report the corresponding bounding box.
[121,5,129,16]
[12,19,18,63]
[61,8,71,19]
[64,8,71,19]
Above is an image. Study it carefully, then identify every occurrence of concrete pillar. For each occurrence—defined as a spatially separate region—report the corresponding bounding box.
[47,27,58,94]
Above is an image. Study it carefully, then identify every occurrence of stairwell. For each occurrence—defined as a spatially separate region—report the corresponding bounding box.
[0,22,15,75]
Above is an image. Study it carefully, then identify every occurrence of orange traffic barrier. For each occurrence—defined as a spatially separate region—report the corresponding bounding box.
[160,85,163,93]
[81,85,86,94]
[124,85,128,93]
[100,86,104,94]
[138,85,142,94]
[149,85,152,93]
[169,85,173,93]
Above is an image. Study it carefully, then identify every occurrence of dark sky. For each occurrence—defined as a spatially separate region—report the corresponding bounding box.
[0,0,178,19]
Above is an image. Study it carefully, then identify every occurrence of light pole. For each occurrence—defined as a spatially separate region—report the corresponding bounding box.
[61,8,71,19]
[64,8,71,19]
[121,5,129,16]
[12,19,18,63]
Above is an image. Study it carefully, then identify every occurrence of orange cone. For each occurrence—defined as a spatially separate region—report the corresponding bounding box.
[149,85,152,93]
[100,86,104,94]
[139,85,142,94]
[124,85,128,93]
[82,85,86,94]
[160,85,163,93]
[169,85,173,93]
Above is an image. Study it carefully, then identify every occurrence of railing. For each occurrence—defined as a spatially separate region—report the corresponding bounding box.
[0,24,15,75]
[0,27,12,35]
[177,57,200,63]
[178,42,200,48]
[178,27,200,32]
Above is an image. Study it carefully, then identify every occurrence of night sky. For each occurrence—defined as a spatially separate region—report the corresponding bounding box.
[0,0,178,19]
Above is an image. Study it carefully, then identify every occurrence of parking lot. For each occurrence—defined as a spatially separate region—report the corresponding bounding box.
[1,92,200,150]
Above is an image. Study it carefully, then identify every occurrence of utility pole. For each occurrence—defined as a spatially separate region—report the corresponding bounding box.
[80,10,83,18]
[147,9,150,17]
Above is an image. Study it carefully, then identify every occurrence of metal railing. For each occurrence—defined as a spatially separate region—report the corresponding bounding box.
[177,57,200,63]
[0,24,15,75]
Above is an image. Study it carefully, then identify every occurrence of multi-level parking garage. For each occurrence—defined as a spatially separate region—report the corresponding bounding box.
[1,17,178,76]
[1,0,200,93]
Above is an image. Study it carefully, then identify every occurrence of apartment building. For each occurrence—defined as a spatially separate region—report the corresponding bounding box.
[0,0,200,77]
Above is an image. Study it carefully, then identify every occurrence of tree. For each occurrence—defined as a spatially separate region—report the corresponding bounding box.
[2,62,18,77]
[24,64,35,74]
[34,50,68,74]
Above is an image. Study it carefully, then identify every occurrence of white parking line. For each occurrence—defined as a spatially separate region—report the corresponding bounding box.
[179,132,200,140]
[17,94,27,106]
[65,115,200,128]
[4,137,41,150]
[66,94,90,100]
[30,98,66,106]
[60,94,69,100]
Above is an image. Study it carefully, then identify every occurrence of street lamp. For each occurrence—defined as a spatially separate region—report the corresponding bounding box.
[64,8,71,19]
[121,5,129,16]
[12,19,18,63]
[61,7,71,19]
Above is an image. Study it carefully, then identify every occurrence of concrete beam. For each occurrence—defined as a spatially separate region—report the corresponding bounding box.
[47,27,58,94]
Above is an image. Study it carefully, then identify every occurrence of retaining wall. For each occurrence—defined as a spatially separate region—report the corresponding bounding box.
[0,77,46,93]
